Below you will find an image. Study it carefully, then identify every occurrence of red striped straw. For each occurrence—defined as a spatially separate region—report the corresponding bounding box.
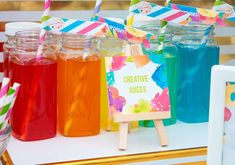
[82,0,103,59]
[0,78,10,114]
[36,0,51,59]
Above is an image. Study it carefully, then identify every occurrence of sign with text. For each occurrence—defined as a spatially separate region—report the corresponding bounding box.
[105,55,170,116]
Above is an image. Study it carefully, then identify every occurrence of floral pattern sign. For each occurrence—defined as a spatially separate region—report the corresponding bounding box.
[105,55,170,117]
[223,82,235,165]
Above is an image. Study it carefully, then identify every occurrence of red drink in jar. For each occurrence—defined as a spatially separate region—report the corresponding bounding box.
[10,57,57,141]
[10,30,57,141]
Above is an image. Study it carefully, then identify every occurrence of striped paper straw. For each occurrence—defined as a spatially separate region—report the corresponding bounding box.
[158,20,167,54]
[166,0,172,5]
[92,0,102,18]
[128,0,142,26]
[36,0,51,59]
[126,0,136,26]
[1,83,21,131]
[0,87,16,130]
[89,0,103,58]
[158,0,172,54]
[0,78,10,114]
[201,25,213,46]
[126,13,134,26]
[214,0,224,7]
[129,0,141,14]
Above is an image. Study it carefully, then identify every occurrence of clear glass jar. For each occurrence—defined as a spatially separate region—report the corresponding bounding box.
[100,36,124,131]
[3,36,14,77]
[139,24,177,127]
[57,34,101,137]
[10,30,57,141]
[47,32,62,51]
[3,22,40,77]
[175,24,219,123]
[99,37,139,132]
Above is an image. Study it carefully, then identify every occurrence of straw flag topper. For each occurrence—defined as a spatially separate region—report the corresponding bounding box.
[41,16,107,37]
[93,16,155,47]
[129,1,190,25]
[213,1,235,23]
[167,3,228,26]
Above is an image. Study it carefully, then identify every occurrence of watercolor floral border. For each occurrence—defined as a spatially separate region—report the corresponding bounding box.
[105,55,170,116]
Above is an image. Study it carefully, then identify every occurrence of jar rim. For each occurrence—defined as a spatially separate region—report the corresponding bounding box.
[183,23,213,32]
[62,33,96,41]
[141,24,162,30]
[15,30,40,38]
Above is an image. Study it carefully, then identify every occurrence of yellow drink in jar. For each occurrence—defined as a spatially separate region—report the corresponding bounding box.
[100,37,138,131]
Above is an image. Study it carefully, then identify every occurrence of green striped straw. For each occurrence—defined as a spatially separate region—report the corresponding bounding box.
[130,0,141,8]
[157,0,172,54]
[128,0,141,26]
[214,0,224,6]
[158,20,167,54]
[129,0,166,53]
[0,87,16,130]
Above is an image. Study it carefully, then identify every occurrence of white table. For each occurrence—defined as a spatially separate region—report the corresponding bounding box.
[3,122,208,165]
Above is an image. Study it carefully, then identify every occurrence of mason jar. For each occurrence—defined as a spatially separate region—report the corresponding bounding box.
[57,34,101,137]
[175,24,219,123]
[10,30,57,141]
[139,24,178,127]
[3,22,40,77]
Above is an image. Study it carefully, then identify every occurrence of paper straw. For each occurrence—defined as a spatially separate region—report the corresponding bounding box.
[158,21,167,54]
[87,0,103,58]
[93,0,102,18]
[158,0,172,54]
[166,0,172,4]
[91,0,101,23]
[129,0,141,8]
[1,83,21,131]
[214,0,224,7]
[0,87,16,130]
[36,0,51,59]
[126,13,134,26]
[201,25,213,46]
[0,78,10,114]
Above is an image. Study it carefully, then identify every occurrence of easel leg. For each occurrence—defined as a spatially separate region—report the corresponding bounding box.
[119,122,129,150]
[128,122,131,133]
[154,120,168,147]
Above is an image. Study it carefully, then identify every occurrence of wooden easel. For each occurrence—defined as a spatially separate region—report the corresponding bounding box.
[113,112,170,150]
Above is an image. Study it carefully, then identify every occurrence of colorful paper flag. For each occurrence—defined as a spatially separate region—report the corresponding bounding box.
[41,16,107,37]
[167,3,228,26]
[129,1,190,25]
[93,16,155,47]
[213,1,235,23]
